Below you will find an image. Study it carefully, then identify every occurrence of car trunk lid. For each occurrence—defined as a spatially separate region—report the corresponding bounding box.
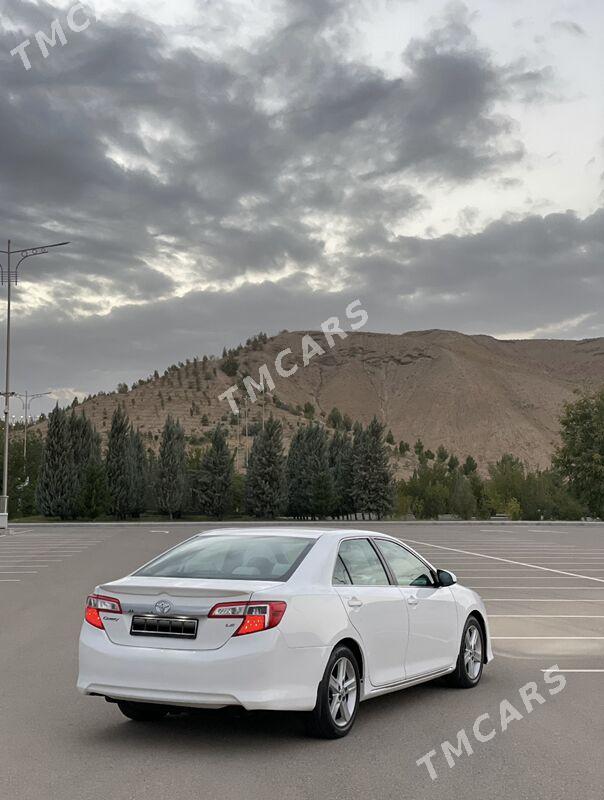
[97,576,279,650]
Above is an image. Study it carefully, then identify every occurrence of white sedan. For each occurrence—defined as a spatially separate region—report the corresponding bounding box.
[78,528,493,738]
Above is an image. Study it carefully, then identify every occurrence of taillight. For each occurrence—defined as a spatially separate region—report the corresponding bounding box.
[208,601,286,636]
[85,594,122,630]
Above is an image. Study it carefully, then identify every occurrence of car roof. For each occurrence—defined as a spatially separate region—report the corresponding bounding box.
[197,527,396,541]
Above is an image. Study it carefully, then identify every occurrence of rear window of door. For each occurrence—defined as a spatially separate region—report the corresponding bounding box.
[336,539,390,586]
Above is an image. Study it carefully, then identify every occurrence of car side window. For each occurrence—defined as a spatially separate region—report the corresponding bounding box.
[337,539,390,586]
[375,540,434,587]
[332,555,352,585]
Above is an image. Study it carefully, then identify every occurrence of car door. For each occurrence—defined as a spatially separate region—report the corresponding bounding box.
[374,539,458,678]
[333,538,409,687]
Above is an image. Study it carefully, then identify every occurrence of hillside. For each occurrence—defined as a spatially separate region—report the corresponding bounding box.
[50,330,604,471]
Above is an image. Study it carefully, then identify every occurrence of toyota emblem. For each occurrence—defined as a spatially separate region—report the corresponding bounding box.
[154,600,172,615]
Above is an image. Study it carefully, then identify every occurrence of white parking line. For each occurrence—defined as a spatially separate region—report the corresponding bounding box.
[0,571,38,574]
[0,579,20,582]
[492,636,604,640]
[540,669,604,673]
[466,586,603,589]
[403,538,604,583]
[485,598,604,602]
[489,615,604,618]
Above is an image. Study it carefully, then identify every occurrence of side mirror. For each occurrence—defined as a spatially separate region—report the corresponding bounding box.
[437,569,457,587]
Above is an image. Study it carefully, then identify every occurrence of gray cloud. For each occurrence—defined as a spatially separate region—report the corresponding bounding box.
[5,207,603,415]
[552,20,587,37]
[0,0,593,411]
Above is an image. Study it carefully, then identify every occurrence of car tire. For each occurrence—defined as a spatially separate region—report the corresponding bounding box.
[116,700,169,722]
[447,615,485,689]
[306,644,360,739]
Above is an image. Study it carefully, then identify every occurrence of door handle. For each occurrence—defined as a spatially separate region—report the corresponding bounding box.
[348,597,363,608]
[407,596,419,606]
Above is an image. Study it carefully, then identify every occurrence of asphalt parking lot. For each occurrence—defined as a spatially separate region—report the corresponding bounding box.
[1,521,603,800]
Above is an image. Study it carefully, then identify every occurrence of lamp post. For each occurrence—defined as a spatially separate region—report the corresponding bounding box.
[0,240,70,530]
[14,391,52,467]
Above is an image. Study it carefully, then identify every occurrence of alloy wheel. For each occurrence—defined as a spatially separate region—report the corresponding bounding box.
[328,656,358,727]
[463,624,483,680]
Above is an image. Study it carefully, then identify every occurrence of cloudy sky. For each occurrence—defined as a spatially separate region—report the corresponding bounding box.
[0,0,603,412]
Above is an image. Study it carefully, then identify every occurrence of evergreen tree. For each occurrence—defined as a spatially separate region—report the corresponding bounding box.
[157,416,187,519]
[398,440,410,456]
[352,417,393,519]
[79,458,110,519]
[462,455,478,475]
[36,405,78,519]
[286,427,309,518]
[129,429,148,517]
[327,407,343,430]
[195,425,233,519]
[69,411,108,518]
[286,424,332,519]
[308,424,333,519]
[245,416,284,518]
[450,472,477,519]
[106,405,133,519]
[70,412,94,475]
[329,431,354,518]
[145,448,159,513]
[77,421,110,519]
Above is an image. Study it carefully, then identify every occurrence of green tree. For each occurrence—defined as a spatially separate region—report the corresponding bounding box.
[78,458,110,519]
[128,429,148,517]
[157,416,187,519]
[2,430,44,518]
[245,416,284,518]
[554,390,604,518]
[221,352,239,377]
[36,405,78,519]
[352,417,393,519]
[76,417,109,519]
[195,425,233,519]
[106,405,133,519]
[487,454,526,513]
[450,473,477,520]
[286,424,332,519]
[286,426,310,518]
[506,497,522,521]
[327,407,343,430]
[398,440,410,456]
[329,431,354,519]
[303,401,315,420]
[462,455,478,475]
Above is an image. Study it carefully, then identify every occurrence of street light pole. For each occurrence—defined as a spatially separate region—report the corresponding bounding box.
[0,239,70,531]
[14,391,51,466]
[2,241,11,525]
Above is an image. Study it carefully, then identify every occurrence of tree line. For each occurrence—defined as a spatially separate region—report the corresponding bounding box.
[3,388,604,521]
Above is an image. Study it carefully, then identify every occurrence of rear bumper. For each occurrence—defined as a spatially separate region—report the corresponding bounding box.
[77,624,328,711]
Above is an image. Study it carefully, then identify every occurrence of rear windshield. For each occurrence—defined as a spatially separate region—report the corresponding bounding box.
[136,535,315,582]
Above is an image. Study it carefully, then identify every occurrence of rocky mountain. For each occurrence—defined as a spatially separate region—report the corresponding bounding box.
[52,330,604,471]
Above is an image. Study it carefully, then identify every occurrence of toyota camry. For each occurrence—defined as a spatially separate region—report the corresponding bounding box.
[78,528,493,738]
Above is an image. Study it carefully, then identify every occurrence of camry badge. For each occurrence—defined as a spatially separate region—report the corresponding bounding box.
[154,600,172,615]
